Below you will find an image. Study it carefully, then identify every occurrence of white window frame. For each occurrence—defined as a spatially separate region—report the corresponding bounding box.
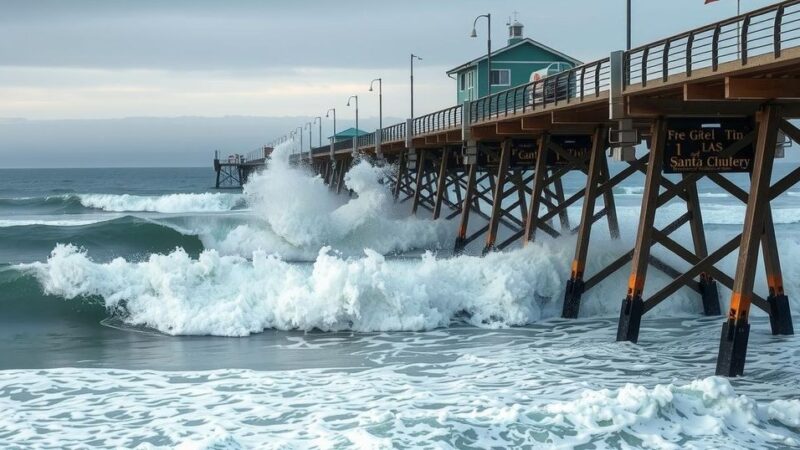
[490,69,511,87]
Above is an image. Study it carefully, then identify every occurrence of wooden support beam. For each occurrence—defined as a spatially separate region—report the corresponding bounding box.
[521,116,552,130]
[453,164,477,254]
[483,139,512,254]
[726,77,800,99]
[471,125,498,140]
[411,150,425,215]
[392,151,407,200]
[496,120,526,135]
[425,136,438,145]
[628,98,760,117]
[523,134,550,244]
[684,83,726,101]
[551,108,609,124]
[433,149,450,220]
[446,130,461,142]
[716,105,780,377]
[617,119,667,344]
[562,127,607,318]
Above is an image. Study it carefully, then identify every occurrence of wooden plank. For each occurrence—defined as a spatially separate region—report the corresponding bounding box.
[628,98,760,117]
[521,116,552,130]
[471,125,498,140]
[726,77,800,99]
[551,108,608,124]
[684,83,726,101]
[496,120,526,135]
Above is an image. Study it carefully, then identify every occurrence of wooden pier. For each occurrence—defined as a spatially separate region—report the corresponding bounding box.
[249,1,800,376]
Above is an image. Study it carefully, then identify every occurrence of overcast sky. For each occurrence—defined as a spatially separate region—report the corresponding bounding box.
[0,0,784,167]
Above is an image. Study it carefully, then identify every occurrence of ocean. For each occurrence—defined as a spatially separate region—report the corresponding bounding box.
[1,144,800,449]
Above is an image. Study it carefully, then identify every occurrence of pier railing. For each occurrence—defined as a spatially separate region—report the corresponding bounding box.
[382,121,406,143]
[412,105,462,136]
[274,0,800,158]
[625,0,800,87]
[471,57,611,124]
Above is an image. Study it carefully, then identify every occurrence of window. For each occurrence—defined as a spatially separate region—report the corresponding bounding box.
[467,71,474,88]
[459,73,466,91]
[490,69,511,86]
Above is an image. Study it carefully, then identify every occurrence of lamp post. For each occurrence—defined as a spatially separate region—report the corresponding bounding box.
[326,108,336,143]
[314,116,322,148]
[626,0,631,50]
[295,126,303,159]
[326,108,336,159]
[370,78,382,157]
[305,122,313,159]
[410,54,422,119]
[347,95,359,154]
[470,13,491,96]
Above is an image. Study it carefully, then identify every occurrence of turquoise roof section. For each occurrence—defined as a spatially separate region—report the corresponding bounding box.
[329,128,368,140]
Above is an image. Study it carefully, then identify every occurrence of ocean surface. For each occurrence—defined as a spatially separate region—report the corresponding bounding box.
[2,144,800,449]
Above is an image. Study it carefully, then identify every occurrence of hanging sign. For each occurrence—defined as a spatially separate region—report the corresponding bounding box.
[663,118,754,173]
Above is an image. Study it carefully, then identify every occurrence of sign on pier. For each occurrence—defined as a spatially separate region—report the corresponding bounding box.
[663,118,754,173]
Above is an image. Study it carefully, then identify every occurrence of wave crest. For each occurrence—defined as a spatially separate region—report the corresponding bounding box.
[24,242,572,335]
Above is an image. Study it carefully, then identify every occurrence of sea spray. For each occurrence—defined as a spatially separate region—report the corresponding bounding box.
[222,139,452,256]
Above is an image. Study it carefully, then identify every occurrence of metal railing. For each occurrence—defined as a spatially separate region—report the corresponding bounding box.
[382,121,406,143]
[245,146,273,162]
[272,1,800,155]
[470,57,611,123]
[626,0,800,87]
[412,104,462,136]
[357,132,375,148]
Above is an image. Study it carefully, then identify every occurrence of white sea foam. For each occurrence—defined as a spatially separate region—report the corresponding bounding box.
[0,218,113,227]
[201,140,452,258]
[25,228,800,336]
[75,193,246,213]
[25,241,571,335]
[0,368,797,449]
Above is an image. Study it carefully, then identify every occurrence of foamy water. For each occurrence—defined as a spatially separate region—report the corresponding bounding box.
[4,139,800,449]
[2,325,799,449]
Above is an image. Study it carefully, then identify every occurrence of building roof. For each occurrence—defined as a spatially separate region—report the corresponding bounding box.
[328,127,369,139]
[446,38,583,75]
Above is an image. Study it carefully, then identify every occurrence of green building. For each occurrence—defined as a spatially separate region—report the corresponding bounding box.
[446,19,582,103]
[328,128,368,143]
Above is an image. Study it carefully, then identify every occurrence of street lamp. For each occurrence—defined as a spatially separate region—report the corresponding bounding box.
[326,108,337,143]
[470,13,491,96]
[326,108,336,159]
[314,116,322,148]
[347,95,359,153]
[295,126,303,159]
[305,122,313,159]
[370,78,382,157]
[410,54,422,119]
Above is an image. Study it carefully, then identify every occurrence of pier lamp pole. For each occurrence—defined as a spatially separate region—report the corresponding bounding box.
[369,78,382,157]
[305,122,313,160]
[626,0,631,50]
[326,108,336,145]
[410,54,422,119]
[347,95,359,154]
[471,14,491,96]
[295,127,303,159]
[314,116,322,148]
[326,108,336,160]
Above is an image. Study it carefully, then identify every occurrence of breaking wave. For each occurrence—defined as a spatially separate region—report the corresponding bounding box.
[0,192,246,214]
